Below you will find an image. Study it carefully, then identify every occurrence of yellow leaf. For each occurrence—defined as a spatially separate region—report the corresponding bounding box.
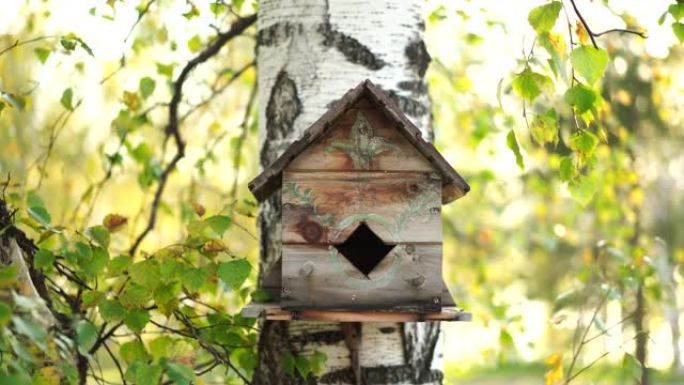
[545,352,564,385]
[123,91,141,111]
[201,240,225,254]
[103,214,128,232]
[33,366,61,385]
[192,202,206,217]
[576,21,588,45]
[547,32,567,58]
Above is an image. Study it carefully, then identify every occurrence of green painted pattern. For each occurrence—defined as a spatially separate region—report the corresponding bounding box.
[324,112,399,169]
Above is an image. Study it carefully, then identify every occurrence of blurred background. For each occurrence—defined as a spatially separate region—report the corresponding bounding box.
[1,0,683,384]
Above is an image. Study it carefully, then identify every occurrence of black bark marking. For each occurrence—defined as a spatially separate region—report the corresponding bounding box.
[261,70,302,165]
[405,39,430,77]
[384,89,428,118]
[318,23,385,71]
[320,365,443,384]
[378,326,396,334]
[258,22,295,47]
[289,330,345,345]
[402,322,441,383]
[397,80,427,94]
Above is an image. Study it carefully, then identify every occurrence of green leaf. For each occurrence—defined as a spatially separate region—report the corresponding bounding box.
[530,109,558,145]
[180,267,207,293]
[135,364,163,385]
[673,22,684,43]
[87,225,110,248]
[156,63,175,78]
[120,283,151,308]
[511,68,550,102]
[124,309,150,333]
[0,302,11,327]
[309,351,327,375]
[569,130,599,155]
[130,142,153,164]
[34,48,51,64]
[154,281,182,306]
[218,260,251,290]
[160,358,195,385]
[187,35,203,53]
[129,259,162,290]
[108,255,132,276]
[559,156,575,182]
[148,336,173,361]
[76,320,98,354]
[506,129,524,170]
[564,84,596,113]
[28,206,52,226]
[281,352,296,376]
[295,354,311,378]
[83,246,109,277]
[0,373,31,385]
[60,88,74,111]
[119,340,150,364]
[139,77,156,99]
[528,1,561,33]
[570,45,609,85]
[34,249,55,270]
[569,175,597,206]
[205,215,232,236]
[669,4,684,20]
[82,291,105,308]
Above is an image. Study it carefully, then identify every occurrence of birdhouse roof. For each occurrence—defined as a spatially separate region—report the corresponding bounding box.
[248,79,470,204]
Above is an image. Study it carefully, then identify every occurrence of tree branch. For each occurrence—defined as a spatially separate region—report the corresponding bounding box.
[129,13,256,256]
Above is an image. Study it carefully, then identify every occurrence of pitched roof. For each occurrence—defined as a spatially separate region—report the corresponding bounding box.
[248,79,470,204]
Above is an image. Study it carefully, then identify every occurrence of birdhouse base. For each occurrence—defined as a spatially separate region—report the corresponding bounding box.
[240,302,471,322]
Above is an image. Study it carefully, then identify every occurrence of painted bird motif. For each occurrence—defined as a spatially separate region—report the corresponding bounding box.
[325,112,399,169]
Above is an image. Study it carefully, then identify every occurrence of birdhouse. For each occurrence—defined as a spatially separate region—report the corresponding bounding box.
[242,80,471,322]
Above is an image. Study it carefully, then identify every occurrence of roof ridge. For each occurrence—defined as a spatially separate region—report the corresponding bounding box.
[248,79,469,204]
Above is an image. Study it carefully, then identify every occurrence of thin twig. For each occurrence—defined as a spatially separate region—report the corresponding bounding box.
[568,0,598,48]
[0,35,58,56]
[593,28,646,39]
[124,0,157,42]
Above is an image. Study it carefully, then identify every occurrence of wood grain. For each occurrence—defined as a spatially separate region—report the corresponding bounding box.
[282,173,442,244]
[241,303,471,322]
[281,243,442,311]
[287,103,435,172]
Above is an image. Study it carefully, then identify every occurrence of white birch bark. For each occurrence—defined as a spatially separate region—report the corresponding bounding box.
[254,1,442,384]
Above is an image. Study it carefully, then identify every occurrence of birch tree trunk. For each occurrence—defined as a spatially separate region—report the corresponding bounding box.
[252,1,443,384]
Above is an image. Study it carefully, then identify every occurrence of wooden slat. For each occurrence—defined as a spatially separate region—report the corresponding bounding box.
[287,105,435,172]
[240,303,471,322]
[282,174,442,244]
[281,243,442,311]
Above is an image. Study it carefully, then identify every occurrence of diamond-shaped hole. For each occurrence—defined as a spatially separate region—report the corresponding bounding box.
[334,222,395,277]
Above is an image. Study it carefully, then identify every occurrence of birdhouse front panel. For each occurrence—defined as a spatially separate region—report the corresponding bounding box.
[280,96,444,311]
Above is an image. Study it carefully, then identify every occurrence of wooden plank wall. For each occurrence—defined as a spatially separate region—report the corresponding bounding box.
[281,97,444,311]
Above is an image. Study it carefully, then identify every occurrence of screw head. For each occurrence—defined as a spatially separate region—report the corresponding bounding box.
[432,297,440,305]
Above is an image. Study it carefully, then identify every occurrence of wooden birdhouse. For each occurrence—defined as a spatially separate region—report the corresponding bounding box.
[242,80,471,322]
